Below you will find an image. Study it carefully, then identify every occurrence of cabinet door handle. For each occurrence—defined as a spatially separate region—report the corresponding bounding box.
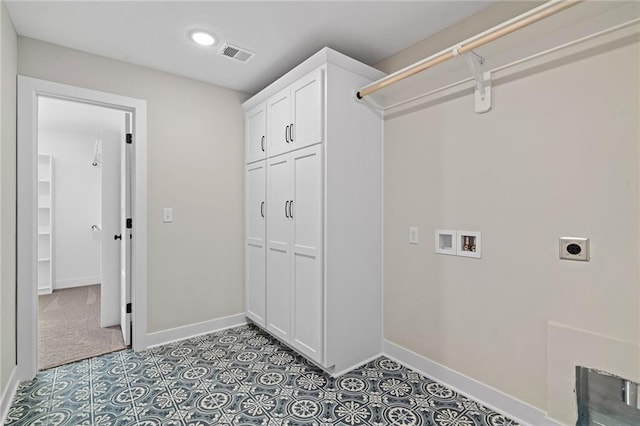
[260,201,264,218]
[261,136,265,152]
[285,200,289,218]
[289,200,293,218]
[289,123,294,142]
[285,125,290,143]
[114,234,122,240]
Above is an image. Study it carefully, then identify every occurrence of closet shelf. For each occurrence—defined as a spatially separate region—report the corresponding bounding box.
[38,153,53,294]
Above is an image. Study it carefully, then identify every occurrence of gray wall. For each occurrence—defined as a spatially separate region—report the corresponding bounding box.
[378,2,640,424]
[18,37,248,334]
[1,0,17,395]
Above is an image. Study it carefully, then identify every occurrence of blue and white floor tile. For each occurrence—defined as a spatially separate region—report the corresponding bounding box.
[6,324,520,425]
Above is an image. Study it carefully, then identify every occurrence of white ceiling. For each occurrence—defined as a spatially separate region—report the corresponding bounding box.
[39,97,125,135]
[6,1,494,95]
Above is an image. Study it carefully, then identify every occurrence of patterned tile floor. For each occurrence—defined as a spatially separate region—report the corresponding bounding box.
[6,324,519,425]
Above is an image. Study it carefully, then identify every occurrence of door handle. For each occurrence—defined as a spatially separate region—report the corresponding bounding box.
[289,200,293,218]
[289,123,294,142]
[114,234,122,240]
[261,136,265,152]
[285,125,290,143]
[260,201,264,218]
[285,200,290,218]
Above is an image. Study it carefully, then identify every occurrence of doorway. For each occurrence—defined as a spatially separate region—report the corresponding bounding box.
[36,97,127,369]
[17,77,148,381]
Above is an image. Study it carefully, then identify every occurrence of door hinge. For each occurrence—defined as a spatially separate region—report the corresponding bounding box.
[126,218,132,229]
[126,133,133,144]
[126,303,132,314]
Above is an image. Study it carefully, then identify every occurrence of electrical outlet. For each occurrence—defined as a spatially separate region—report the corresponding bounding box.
[409,227,419,244]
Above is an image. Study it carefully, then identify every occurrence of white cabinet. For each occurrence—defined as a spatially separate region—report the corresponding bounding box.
[245,103,266,164]
[266,145,323,362]
[267,69,323,158]
[37,154,53,295]
[244,47,385,375]
[289,145,323,361]
[266,88,291,158]
[245,161,266,326]
[265,154,292,341]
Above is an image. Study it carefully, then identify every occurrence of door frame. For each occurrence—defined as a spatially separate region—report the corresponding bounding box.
[16,76,148,380]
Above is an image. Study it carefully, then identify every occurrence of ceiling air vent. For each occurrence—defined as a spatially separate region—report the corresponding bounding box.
[219,43,255,63]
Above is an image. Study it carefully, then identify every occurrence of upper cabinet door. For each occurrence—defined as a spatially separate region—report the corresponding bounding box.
[291,69,324,151]
[246,103,266,164]
[267,68,324,158]
[267,87,292,158]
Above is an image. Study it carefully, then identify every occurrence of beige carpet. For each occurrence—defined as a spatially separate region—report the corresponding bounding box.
[38,284,127,370]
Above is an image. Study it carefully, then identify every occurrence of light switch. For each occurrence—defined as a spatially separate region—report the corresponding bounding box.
[409,227,419,244]
[163,208,173,223]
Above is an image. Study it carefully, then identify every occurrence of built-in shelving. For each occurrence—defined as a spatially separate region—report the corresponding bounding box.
[37,154,53,295]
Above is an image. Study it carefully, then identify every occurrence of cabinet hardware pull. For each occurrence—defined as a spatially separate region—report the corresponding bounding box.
[285,125,289,143]
[114,234,122,240]
[289,200,294,218]
[261,201,264,218]
[261,136,265,152]
[285,200,289,218]
[289,123,294,142]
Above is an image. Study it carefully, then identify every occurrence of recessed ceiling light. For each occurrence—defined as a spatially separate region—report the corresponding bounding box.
[190,30,216,47]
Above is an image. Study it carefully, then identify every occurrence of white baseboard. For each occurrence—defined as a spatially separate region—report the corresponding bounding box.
[145,313,247,349]
[54,276,100,290]
[330,352,383,378]
[0,366,19,426]
[37,287,52,296]
[383,340,562,426]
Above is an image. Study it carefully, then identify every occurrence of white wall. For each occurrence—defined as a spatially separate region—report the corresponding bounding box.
[18,37,248,334]
[39,130,102,289]
[379,2,640,424]
[0,0,17,400]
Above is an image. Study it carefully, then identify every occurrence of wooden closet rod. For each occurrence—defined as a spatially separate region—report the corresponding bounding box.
[356,0,582,99]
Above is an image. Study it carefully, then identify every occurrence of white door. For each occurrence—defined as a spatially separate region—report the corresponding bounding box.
[120,113,132,345]
[266,154,292,341]
[291,69,324,151]
[290,145,323,362]
[266,87,291,158]
[101,130,122,327]
[245,161,266,326]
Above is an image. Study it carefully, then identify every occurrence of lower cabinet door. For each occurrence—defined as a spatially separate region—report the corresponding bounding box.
[266,154,292,342]
[245,161,266,326]
[290,145,323,363]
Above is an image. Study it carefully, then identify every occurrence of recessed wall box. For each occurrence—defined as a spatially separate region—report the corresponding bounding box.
[457,230,481,258]
[435,230,456,255]
[560,237,590,261]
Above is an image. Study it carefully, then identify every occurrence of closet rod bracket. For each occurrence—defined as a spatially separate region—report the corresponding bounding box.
[460,50,491,114]
[475,71,492,114]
